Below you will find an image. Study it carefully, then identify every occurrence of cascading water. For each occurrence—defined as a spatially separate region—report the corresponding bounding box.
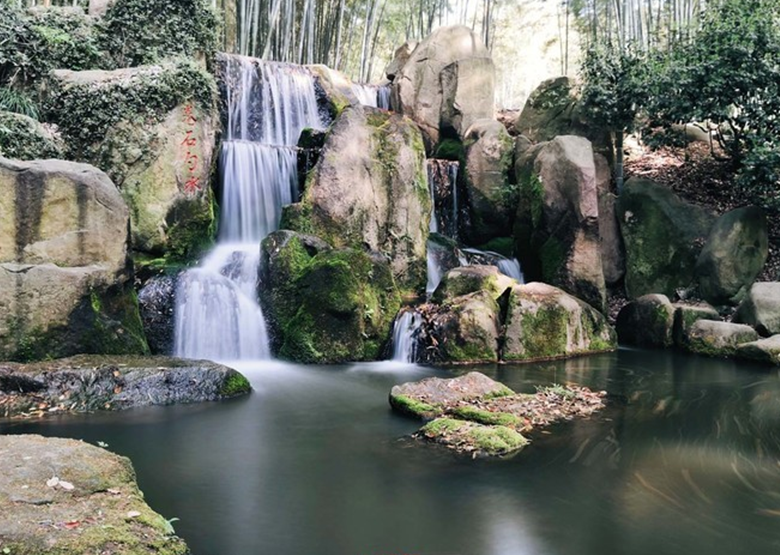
[174,55,325,361]
[352,84,392,110]
[391,310,423,363]
[426,159,460,295]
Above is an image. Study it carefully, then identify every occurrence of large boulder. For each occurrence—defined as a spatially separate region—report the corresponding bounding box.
[281,107,430,291]
[0,435,189,554]
[595,153,624,285]
[384,42,416,81]
[307,63,359,117]
[736,335,780,366]
[0,158,148,361]
[514,135,607,311]
[392,25,494,151]
[684,320,759,358]
[44,61,218,260]
[617,178,716,298]
[616,294,676,348]
[432,265,516,304]
[695,206,768,305]
[462,119,515,243]
[734,282,780,336]
[260,232,401,363]
[502,282,616,362]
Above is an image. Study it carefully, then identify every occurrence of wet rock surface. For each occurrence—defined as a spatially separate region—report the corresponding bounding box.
[0,355,250,419]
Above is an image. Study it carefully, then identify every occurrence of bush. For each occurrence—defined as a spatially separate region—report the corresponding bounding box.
[0,110,64,160]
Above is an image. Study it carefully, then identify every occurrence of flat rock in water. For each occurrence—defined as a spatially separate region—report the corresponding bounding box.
[736,335,780,366]
[0,434,189,555]
[390,372,606,457]
[0,355,251,419]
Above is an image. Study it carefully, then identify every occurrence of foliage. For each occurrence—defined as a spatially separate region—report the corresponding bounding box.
[99,0,220,67]
[0,110,63,159]
[0,86,38,118]
[43,59,216,163]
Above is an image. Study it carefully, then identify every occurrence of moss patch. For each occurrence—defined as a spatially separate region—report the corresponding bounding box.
[220,371,251,397]
[418,417,528,456]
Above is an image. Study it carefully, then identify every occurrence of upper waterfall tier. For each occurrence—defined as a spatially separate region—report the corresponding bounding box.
[221,54,325,145]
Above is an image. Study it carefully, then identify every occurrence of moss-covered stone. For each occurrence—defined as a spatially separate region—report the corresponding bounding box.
[684,320,759,358]
[672,302,721,348]
[434,290,502,364]
[616,294,676,349]
[0,111,63,160]
[418,417,528,457]
[431,265,516,304]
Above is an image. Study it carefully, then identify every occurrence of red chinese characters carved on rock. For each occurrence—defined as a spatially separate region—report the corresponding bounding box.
[181,104,200,194]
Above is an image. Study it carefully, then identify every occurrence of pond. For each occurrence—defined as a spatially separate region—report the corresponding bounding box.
[3,348,780,555]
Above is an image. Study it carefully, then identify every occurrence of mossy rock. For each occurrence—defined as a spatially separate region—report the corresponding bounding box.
[684,320,758,358]
[0,435,190,554]
[432,290,503,364]
[431,265,517,304]
[0,111,63,160]
[616,294,676,349]
[735,335,780,366]
[418,417,528,457]
[672,302,721,348]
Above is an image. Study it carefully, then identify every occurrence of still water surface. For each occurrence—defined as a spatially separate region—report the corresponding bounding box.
[4,348,780,555]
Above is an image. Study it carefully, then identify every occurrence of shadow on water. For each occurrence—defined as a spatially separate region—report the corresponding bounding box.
[3,350,780,555]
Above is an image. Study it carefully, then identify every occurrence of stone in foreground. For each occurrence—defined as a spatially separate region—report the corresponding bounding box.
[736,335,780,366]
[684,320,759,358]
[0,355,250,418]
[391,372,606,457]
[0,434,189,555]
[734,282,780,337]
[616,294,676,348]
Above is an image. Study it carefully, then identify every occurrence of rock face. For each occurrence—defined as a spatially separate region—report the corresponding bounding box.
[260,231,401,363]
[0,158,148,361]
[392,25,494,151]
[0,434,189,554]
[514,136,606,311]
[684,320,759,358]
[616,294,676,348]
[45,61,218,260]
[431,265,515,304]
[384,42,416,81]
[0,111,63,161]
[307,64,359,116]
[389,372,606,457]
[595,153,624,285]
[462,119,515,243]
[429,290,503,364]
[672,302,721,347]
[282,107,430,291]
[513,76,582,142]
[502,282,616,362]
[0,355,250,418]
[617,178,716,298]
[137,274,178,355]
[695,206,768,305]
[734,282,780,336]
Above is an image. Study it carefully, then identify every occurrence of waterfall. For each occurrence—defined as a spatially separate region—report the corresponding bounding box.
[174,55,325,361]
[352,84,391,110]
[427,159,460,239]
[497,257,524,282]
[391,310,423,363]
[462,248,525,283]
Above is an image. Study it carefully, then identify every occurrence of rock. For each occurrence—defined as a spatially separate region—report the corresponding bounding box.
[513,135,607,311]
[384,41,416,82]
[595,153,624,285]
[389,371,513,418]
[427,290,503,364]
[390,372,607,457]
[307,64,359,117]
[0,355,250,418]
[281,107,430,291]
[684,320,758,358]
[616,294,676,348]
[0,434,189,554]
[88,0,115,16]
[513,76,581,141]
[260,234,401,363]
[695,206,768,305]
[736,335,780,366]
[392,25,494,151]
[0,158,148,361]
[672,302,721,347]
[432,265,516,304]
[503,282,616,362]
[462,119,515,242]
[44,61,218,260]
[734,282,780,336]
[0,111,64,161]
[137,275,178,355]
[617,178,716,298]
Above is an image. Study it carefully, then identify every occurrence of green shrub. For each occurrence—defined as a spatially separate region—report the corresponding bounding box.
[0,110,63,159]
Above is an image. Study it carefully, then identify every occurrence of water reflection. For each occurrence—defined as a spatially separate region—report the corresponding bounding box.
[3,350,780,554]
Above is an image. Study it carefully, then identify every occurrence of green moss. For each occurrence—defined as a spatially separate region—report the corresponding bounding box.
[476,237,514,257]
[539,236,567,283]
[420,417,528,455]
[220,372,251,397]
[390,394,441,419]
[468,424,528,454]
[433,138,466,162]
[506,304,569,362]
[0,110,63,160]
[451,406,521,426]
[164,192,216,263]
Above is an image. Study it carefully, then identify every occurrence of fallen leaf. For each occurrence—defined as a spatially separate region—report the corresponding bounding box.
[64,521,80,529]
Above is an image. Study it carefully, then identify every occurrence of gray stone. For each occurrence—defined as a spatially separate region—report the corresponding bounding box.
[616,294,676,348]
[734,282,780,336]
[736,335,780,366]
[432,265,517,304]
[696,206,768,304]
[684,320,758,358]
[595,153,624,285]
[672,302,721,347]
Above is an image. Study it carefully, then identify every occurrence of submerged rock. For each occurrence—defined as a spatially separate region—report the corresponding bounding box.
[617,178,716,298]
[390,372,606,457]
[0,434,190,554]
[0,158,148,361]
[0,355,250,419]
[684,320,758,358]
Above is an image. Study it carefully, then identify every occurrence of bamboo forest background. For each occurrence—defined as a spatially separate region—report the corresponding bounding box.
[12,0,718,108]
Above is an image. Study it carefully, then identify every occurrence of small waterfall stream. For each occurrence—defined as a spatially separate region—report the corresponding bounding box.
[352,84,391,110]
[391,310,423,362]
[174,55,325,361]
